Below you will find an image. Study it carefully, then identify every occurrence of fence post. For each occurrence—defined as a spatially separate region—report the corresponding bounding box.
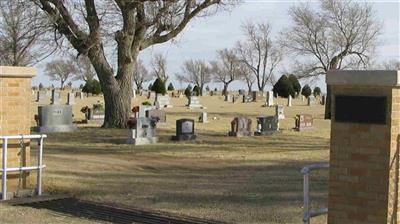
[37,136,44,196]
[2,138,8,200]
[303,170,309,224]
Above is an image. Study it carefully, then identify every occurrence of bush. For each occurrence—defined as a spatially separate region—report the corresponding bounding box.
[214,88,217,92]
[38,83,44,90]
[142,101,152,106]
[206,86,210,91]
[184,85,192,97]
[288,74,301,95]
[151,78,167,95]
[192,86,200,96]
[82,79,102,95]
[313,87,321,97]
[273,75,295,98]
[167,82,175,91]
[301,85,312,98]
[148,83,153,90]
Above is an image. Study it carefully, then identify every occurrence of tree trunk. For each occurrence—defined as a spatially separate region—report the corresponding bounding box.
[200,84,204,96]
[247,84,252,93]
[223,84,228,96]
[324,84,331,119]
[102,81,132,128]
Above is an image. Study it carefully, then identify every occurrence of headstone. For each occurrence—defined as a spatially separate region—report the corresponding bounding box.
[127,117,158,145]
[275,105,285,120]
[154,94,173,108]
[172,119,197,141]
[321,94,326,105]
[199,112,208,123]
[307,96,316,106]
[67,92,75,105]
[301,95,305,102]
[295,114,313,131]
[140,90,146,96]
[132,90,136,99]
[187,96,203,109]
[138,105,156,118]
[83,104,105,124]
[228,117,253,137]
[51,89,61,105]
[224,94,232,102]
[252,91,258,102]
[287,95,292,107]
[254,116,279,135]
[147,109,166,123]
[265,91,274,107]
[242,95,253,103]
[75,91,84,99]
[148,91,156,99]
[36,105,77,132]
[36,90,46,102]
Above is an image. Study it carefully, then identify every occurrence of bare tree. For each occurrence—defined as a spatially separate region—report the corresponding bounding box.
[45,59,77,90]
[177,59,211,96]
[72,56,96,82]
[33,0,237,128]
[151,53,168,83]
[236,22,281,92]
[0,0,52,66]
[133,59,151,91]
[211,48,240,96]
[381,60,400,70]
[238,63,255,93]
[281,0,381,118]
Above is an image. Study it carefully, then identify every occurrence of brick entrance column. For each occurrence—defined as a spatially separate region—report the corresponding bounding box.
[327,70,400,223]
[0,66,36,194]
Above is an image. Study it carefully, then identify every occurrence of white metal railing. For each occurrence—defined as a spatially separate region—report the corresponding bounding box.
[301,163,329,224]
[0,134,47,200]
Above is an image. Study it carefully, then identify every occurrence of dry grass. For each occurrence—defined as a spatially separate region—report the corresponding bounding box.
[2,92,330,224]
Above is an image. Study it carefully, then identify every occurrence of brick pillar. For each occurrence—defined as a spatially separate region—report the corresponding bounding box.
[0,66,36,193]
[327,70,400,223]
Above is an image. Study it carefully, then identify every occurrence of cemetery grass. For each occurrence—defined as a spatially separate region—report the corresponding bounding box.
[3,94,329,224]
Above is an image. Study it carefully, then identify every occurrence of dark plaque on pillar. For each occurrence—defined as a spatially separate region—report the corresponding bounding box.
[335,95,387,124]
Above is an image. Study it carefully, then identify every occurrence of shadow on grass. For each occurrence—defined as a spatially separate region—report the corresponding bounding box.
[21,198,228,224]
[31,127,328,223]
[46,160,328,212]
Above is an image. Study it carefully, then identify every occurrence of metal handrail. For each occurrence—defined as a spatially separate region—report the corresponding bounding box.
[301,163,329,224]
[1,134,47,200]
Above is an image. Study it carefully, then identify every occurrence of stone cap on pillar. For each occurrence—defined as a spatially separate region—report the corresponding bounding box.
[0,66,37,78]
[327,70,400,87]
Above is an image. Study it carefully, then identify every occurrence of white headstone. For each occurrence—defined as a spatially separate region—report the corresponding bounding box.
[275,105,285,120]
[199,112,208,123]
[266,91,274,106]
[67,93,75,105]
[287,95,292,107]
[127,117,158,145]
[188,96,203,109]
[154,94,172,108]
[36,90,46,102]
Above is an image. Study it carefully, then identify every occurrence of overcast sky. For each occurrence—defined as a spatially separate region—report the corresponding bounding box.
[32,0,400,92]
